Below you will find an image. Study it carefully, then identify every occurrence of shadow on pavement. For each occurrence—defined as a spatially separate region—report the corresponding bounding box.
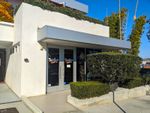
[113,91,127,113]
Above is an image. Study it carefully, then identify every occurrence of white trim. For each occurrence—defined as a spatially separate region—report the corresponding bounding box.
[0,22,14,27]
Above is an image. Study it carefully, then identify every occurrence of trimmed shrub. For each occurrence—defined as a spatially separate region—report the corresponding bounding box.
[15,0,106,25]
[143,76,150,85]
[87,52,142,84]
[125,77,144,89]
[70,82,110,99]
[145,77,150,85]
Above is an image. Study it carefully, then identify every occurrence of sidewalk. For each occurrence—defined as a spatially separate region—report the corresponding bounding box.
[0,83,20,104]
[80,96,150,113]
[0,83,33,113]
[29,90,81,113]
[29,89,150,113]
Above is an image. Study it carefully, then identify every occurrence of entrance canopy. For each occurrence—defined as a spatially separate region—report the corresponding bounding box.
[38,25,131,50]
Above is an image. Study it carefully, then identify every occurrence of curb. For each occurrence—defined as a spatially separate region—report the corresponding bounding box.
[22,97,43,113]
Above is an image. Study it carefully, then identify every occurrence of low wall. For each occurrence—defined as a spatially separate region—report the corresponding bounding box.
[67,85,150,108]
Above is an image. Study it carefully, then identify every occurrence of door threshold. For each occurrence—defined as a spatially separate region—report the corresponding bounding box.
[47,84,70,93]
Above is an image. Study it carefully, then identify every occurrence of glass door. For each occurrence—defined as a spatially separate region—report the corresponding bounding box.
[48,48,59,86]
[64,49,73,85]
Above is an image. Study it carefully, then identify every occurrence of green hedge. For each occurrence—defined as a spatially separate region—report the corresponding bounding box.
[143,76,150,85]
[15,0,106,25]
[125,77,144,89]
[70,82,110,99]
[87,52,142,84]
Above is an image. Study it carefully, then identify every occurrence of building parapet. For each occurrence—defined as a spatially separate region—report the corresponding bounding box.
[0,22,14,47]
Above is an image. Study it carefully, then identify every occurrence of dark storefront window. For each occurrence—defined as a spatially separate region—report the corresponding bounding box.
[48,48,59,86]
[64,49,74,84]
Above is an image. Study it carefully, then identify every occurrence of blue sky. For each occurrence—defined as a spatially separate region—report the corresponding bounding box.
[77,0,150,58]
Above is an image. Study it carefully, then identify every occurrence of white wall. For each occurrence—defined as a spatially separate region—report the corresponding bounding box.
[21,3,109,38]
[12,3,110,97]
[0,22,22,96]
[0,22,14,42]
[5,46,22,97]
[5,5,23,97]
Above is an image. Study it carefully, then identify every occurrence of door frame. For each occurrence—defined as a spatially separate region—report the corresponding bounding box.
[46,45,76,92]
[0,49,6,82]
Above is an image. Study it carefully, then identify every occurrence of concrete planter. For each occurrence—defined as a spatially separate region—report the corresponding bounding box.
[113,88,129,101]
[128,86,147,98]
[67,85,150,108]
[68,93,113,108]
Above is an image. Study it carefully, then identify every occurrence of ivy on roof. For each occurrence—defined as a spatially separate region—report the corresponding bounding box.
[18,0,106,25]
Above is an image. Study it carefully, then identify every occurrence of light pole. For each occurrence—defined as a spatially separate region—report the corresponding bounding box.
[134,0,139,20]
[118,0,122,40]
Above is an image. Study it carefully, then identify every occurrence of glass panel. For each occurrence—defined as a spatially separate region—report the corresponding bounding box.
[77,48,86,81]
[64,49,73,84]
[48,48,59,86]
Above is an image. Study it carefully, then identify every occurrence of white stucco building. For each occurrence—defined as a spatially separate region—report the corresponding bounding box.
[0,0,130,97]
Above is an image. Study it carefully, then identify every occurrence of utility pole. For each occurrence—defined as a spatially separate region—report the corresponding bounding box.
[134,0,139,20]
[118,0,122,40]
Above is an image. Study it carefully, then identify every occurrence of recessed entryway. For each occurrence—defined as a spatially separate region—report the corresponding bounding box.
[47,47,76,92]
[0,49,6,82]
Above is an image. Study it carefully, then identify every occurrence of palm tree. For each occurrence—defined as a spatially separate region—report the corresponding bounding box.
[0,0,13,22]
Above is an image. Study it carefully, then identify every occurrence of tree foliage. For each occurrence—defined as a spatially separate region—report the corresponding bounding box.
[87,52,142,84]
[129,16,146,56]
[104,8,127,39]
[0,0,13,22]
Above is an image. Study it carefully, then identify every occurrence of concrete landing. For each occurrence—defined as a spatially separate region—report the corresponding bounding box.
[0,83,20,104]
[29,90,81,113]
